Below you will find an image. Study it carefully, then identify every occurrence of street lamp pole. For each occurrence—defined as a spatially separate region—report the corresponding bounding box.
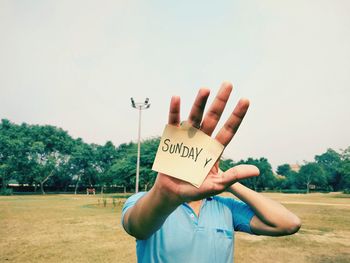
[130,97,150,193]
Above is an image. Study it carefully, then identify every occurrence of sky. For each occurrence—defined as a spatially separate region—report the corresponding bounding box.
[1,0,349,169]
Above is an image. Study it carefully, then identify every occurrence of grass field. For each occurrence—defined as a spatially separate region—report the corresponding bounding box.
[0,192,349,263]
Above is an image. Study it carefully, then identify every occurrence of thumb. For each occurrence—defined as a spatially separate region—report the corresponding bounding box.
[221,164,260,184]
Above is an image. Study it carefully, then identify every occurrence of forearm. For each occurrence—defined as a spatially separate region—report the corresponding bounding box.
[228,183,301,235]
[123,182,181,240]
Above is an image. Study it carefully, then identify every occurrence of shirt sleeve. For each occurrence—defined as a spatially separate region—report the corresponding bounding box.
[121,192,147,227]
[230,198,255,234]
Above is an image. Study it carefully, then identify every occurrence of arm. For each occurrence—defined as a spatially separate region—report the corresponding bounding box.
[123,83,259,239]
[228,182,301,236]
[123,183,181,240]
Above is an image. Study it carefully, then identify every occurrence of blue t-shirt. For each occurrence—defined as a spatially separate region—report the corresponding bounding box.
[122,192,255,263]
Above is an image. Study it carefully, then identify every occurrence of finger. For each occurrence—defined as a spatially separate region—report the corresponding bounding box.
[215,98,249,147]
[168,96,181,126]
[200,82,233,136]
[187,88,210,128]
[221,164,259,184]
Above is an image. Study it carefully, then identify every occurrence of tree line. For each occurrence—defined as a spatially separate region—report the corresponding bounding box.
[1,119,349,194]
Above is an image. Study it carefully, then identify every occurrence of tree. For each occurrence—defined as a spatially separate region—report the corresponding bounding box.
[50,160,73,192]
[315,148,342,191]
[0,119,31,192]
[106,156,136,192]
[236,158,276,191]
[95,141,119,190]
[139,138,159,191]
[219,158,235,172]
[26,125,74,194]
[104,138,160,192]
[339,147,350,192]
[338,161,350,192]
[276,164,292,176]
[297,163,327,193]
[280,170,299,190]
[275,164,300,190]
[69,140,96,194]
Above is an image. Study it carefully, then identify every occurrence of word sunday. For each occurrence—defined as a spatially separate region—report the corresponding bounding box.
[161,139,203,162]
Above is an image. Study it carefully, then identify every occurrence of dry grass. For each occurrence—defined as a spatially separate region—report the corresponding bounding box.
[0,195,136,263]
[0,192,349,263]
[234,192,350,263]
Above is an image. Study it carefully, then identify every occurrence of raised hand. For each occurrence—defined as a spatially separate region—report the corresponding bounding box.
[124,82,259,239]
[124,83,301,241]
[155,82,259,204]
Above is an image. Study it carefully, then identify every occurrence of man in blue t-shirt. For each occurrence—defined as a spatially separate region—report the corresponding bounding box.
[122,83,301,263]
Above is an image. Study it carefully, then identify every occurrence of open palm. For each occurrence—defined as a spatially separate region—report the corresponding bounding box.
[154,82,259,204]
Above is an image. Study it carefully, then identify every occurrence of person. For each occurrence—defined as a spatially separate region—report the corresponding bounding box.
[122,82,301,263]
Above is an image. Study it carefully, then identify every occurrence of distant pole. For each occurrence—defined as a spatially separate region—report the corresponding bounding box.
[130,97,150,193]
[136,107,142,193]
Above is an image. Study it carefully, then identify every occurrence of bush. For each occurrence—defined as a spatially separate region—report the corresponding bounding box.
[0,188,13,195]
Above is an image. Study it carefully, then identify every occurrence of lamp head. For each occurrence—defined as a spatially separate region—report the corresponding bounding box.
[130,97,136,108]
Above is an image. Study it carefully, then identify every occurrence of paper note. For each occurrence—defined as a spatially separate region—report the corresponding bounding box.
[152,122,225,188]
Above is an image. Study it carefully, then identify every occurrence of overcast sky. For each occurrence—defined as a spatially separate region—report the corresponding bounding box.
[1,1,349,169]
